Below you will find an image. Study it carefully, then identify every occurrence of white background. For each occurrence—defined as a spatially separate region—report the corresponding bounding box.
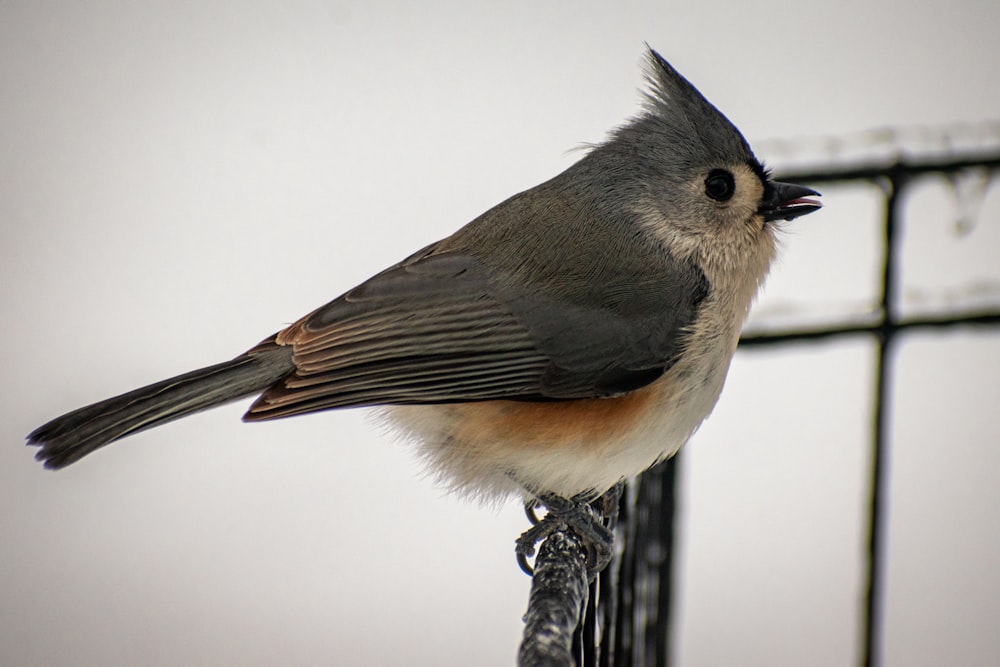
[2,2,999,665]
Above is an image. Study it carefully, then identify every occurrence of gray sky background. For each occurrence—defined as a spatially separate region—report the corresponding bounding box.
[2,2,999,665]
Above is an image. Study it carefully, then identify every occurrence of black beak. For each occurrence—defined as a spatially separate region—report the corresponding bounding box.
[760,181,822,222]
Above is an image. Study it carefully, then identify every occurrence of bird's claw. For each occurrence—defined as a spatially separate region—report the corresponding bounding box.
[515,486,622,577]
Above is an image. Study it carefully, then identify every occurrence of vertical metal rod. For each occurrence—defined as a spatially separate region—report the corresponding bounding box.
[652,456,678,665]
[862,172,904,667]
[864,331,894,667]
[634,455,679,665]
[609,484,638,667]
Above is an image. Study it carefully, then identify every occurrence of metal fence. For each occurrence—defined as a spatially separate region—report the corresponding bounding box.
[518,133,1000,666]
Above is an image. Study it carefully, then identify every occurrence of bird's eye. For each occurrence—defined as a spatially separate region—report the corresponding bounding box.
[704,169,735,202]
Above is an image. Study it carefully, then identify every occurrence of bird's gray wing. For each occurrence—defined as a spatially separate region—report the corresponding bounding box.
[245,238,707,420]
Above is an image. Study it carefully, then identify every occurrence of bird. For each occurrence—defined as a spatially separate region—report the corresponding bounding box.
[27,46,820,571]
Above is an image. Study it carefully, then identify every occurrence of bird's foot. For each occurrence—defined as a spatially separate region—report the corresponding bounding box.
[515,483,623,577]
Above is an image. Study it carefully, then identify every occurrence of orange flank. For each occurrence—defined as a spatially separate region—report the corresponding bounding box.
[448,381,668,454]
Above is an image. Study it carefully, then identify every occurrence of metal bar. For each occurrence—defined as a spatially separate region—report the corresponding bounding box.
[519,530,590,667]
[609,485,637,667]
[640,456,679,665]
[739,310,1000,349]
[772,154,1000,185]
[860,172,903,667]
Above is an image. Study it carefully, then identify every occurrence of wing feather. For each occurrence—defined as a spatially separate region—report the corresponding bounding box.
[246,250,554,419]
[245,187,710,421]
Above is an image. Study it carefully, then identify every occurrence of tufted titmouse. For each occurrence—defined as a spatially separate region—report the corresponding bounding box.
[28,48,820,557]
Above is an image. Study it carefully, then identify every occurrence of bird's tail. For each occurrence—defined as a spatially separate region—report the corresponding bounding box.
[27,338,294,470]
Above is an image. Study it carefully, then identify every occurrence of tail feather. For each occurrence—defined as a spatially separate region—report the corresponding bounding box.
[27,340,294,469]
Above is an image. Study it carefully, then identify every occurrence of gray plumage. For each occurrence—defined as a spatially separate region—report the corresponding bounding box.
[29,342,293,469]
[27,47,820,493]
